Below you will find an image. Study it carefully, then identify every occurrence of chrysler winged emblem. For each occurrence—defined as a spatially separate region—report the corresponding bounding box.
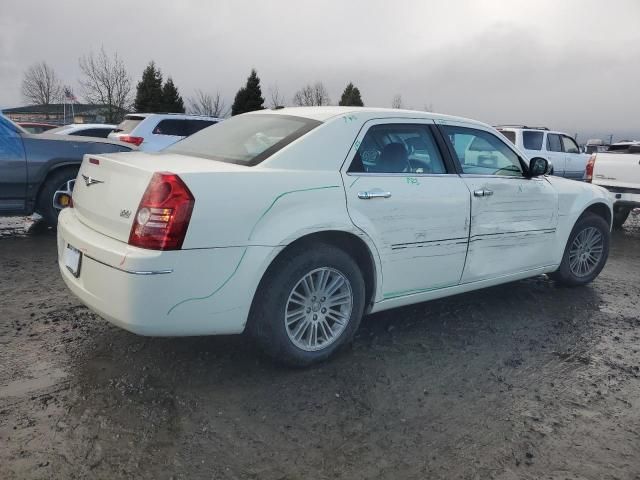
[82,174,104,187]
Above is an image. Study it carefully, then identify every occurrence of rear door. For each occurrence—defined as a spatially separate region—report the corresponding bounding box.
[438,123,558,283]
[342,120,470,300]
[546,133,566,176]
[561,135,587,179]
[0,118,27,213]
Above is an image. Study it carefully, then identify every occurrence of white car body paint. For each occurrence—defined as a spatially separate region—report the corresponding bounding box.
[57,107,613,337]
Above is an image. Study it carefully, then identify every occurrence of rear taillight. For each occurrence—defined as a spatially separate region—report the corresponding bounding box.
[119,135,144,146]
[128,172,194,250]
[585,154,596,182]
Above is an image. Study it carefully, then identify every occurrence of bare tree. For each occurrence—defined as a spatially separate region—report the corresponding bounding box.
[267,84,286,109]
[187,90,228,117]
[293,82,330,106]
[423,103,435,112]
[79,47,132,123]
[391,94,403,109]
[21,61,62,107]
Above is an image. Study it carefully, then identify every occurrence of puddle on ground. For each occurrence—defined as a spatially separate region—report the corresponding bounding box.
[0,361,67,399]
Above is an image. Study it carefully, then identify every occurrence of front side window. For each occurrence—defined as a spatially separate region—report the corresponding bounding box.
[523,131,544,150]
[442,126,523,176]
[348,124,446,174]
[547,133,562,152]
[166,114,321,166]
[561,135,580,154]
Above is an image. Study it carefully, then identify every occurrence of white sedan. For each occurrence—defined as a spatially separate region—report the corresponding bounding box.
[57,107,613,366]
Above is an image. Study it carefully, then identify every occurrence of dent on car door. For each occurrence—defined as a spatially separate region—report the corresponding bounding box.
[439,124,559,282]
[342,121,471,300]
[0,120,27,212]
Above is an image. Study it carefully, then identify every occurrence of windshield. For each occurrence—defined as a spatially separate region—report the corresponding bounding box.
[114,116,145,133]
[0,115,27,134]
[166,114,321,165]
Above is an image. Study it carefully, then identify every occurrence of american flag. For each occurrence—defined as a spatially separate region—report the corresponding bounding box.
[64,87,77,102]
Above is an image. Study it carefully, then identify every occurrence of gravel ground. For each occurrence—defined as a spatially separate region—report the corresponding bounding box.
[1,214,639,480]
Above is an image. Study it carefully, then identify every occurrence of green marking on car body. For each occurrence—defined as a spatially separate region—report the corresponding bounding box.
[383,282,455,300]
[406,177,420,186]
[167,247,248,315]
[349,177,361,188]
[247,185,341,241]
[167,185,341,315]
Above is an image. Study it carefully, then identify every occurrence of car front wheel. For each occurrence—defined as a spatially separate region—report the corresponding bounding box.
[249,243,366,367]
[551,213,610,286]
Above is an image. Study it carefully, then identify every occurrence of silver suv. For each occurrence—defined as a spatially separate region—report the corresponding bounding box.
[496,125,590,180]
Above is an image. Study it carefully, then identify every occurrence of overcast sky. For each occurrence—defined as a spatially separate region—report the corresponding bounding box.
[1,0,639,140]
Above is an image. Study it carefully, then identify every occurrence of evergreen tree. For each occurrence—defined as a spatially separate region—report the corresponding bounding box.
[231,69,265,115]
[338,82,364,107]
[134,61,164,113]
[162,77,185,113]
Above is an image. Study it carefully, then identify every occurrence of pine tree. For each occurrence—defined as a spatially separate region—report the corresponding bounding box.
[231,69,265,115]
[162,77,185,113]
[338,82,364,107]
[134,61,164,113]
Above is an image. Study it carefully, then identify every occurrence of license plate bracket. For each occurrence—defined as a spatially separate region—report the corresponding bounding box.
[64,244,82,278]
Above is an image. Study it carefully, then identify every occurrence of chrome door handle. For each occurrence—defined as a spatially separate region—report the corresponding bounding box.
[473,189,494,197]
[358,190,392,200]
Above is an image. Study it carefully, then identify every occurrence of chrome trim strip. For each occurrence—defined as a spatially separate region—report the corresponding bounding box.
[459,174,527,179]
[345,172,460,178]
[84,254,173,275]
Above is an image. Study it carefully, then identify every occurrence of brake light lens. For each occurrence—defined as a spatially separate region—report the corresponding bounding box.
[119,135,144,146]
[585,154,596,182]
[128,172,194,250]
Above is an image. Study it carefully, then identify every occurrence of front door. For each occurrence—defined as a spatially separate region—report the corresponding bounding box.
[342,120,470,300]
[0,117,27,214]
[438,123,559,283]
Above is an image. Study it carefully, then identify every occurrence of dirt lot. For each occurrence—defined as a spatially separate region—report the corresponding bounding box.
[1,215,639,480]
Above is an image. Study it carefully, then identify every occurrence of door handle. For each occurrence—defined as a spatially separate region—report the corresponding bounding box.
[473,189,494,197]
[358,190,392,200]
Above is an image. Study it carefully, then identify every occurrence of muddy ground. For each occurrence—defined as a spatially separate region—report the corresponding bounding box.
[0,215,639,480]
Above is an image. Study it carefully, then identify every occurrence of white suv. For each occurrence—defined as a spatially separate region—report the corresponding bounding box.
[109,113,221,151]
[496,125,590,180]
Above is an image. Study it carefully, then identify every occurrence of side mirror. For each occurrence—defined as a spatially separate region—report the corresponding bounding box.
[528,157,549,177]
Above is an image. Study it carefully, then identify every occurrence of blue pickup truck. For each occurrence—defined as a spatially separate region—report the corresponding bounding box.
[0,114,133,226]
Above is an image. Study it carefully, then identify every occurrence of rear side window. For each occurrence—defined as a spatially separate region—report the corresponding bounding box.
[499,130,516,144]
[165,114,321,166]
[523,131,544,150]
[348,124,446,174]
[547,134,562,152]
[152,119,190,136]
[114,116,144,134]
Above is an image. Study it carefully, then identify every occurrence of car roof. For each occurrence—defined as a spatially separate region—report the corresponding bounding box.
[248,106,487,127]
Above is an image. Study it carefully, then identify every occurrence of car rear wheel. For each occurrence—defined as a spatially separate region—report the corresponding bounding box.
[248,243,365,367]
[612,206,631,229]
[36,167,79,227]
[551,213,609,286]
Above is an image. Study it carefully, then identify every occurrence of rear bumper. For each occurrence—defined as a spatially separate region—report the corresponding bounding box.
[57,208,274,336]
[601,188,640,209]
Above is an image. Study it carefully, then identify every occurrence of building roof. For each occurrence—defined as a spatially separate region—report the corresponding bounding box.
[2,103,124,115]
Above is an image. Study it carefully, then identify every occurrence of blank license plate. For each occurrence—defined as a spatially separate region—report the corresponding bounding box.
[64,244,82,277]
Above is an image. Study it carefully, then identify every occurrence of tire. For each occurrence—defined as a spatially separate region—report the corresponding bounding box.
[36,167,79,227]
[551,213,610,286]
[248,242,366,367]
[612,207,630,229]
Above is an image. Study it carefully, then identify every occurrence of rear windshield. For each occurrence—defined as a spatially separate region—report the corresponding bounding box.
[114,116,145,133]
[523,131,544,150]
[166,114,321,166]
[499,130,516,144]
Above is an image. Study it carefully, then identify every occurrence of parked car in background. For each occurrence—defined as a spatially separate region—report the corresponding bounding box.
[47,123,116,138]
[58,107,612,366]
[496,125,590,179]
[587,141,640,228]
[108,113,220,151]
[0,114,134,226]
[18,122,58,134]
